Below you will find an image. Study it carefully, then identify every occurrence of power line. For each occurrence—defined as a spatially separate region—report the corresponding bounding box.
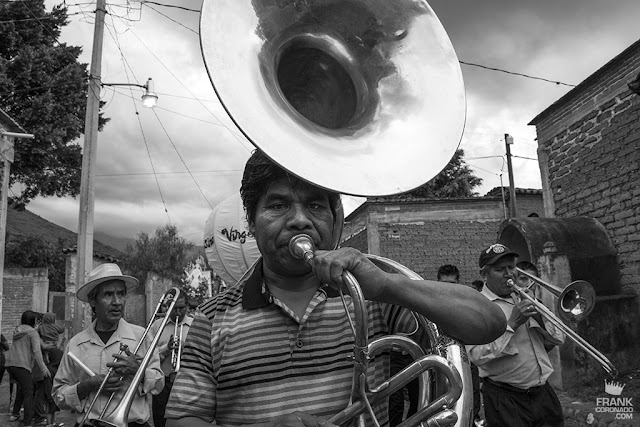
[108,87,228,126]
[140,1,199,13]
[151,107,214,209]
[512,154,538,161]
[127,28,254,153]
[0,11,84,23]
[459,61,577,87]
[96,170,241,177]
[143,4,197,34]
[108,10,172,225]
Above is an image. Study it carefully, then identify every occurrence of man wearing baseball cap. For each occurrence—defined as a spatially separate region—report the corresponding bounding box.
[466,244,565,427]
[52,263,164,427]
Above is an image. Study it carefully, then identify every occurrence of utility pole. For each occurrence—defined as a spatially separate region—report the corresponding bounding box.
[75,0,106,335]
[504,133,517,218]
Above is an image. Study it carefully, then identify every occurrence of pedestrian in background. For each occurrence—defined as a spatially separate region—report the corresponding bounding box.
[0,334,9,385]
[5,310,50,427]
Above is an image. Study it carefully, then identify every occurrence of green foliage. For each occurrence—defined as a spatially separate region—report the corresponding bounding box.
[403,149,483,198]
[0,0,109,205]
[4,234,66,292]
[124,225,194,286]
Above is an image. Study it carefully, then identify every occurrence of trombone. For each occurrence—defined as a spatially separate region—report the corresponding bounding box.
[79,287,182,427]
[508,268,617,377]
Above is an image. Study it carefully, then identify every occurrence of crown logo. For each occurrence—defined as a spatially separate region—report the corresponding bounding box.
[604,379,626,396]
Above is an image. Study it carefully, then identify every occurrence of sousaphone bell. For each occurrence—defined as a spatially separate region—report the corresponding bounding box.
[200,0,466,196]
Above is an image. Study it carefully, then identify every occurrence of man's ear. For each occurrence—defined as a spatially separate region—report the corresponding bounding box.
[248,221,255,236]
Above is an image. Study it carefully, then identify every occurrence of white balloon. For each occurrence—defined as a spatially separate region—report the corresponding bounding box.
[203,194,260,285]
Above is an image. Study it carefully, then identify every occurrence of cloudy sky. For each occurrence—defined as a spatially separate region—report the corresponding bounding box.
[27,0,640,246]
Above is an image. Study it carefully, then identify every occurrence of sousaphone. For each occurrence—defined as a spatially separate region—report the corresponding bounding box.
[200,0,465,196]
[201,1,469,426]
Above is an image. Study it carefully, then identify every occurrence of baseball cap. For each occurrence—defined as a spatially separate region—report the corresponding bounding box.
[479,244,519,268]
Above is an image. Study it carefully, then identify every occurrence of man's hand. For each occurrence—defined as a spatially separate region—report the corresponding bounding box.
[170,335,180,351]
[268,412,338,427]
[508,296,539,330]
[107,347,143,378]
[311,247,387,300]
[77,372,121,399]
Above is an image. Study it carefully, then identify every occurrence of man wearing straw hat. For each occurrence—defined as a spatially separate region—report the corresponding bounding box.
[52,263,164,427]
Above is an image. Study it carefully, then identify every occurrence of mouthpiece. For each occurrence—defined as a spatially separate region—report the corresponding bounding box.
[288,234,315,265]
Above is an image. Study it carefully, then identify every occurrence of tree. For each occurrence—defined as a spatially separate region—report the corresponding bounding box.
[402,149,483,198]
[124,225,194,286]
[4,234,67,292]
[0,0,108,205]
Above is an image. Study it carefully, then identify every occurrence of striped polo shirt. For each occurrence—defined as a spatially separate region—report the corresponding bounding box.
[165,260,418,425]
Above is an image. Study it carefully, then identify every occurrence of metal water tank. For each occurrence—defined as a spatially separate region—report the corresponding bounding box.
[498,217,621,296]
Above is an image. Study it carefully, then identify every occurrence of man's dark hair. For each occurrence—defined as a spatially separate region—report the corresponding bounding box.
[21,310,38,327]
[240,149,341,224]
[516,261,539,277]
[471,279,484,292]
[437,264,460,281]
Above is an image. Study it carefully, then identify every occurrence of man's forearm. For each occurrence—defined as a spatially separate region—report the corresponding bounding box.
[380,274,506,344]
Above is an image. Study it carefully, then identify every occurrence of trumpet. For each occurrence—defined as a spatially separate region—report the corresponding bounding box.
[508,269,617,377]
[80,287,182,427]
[170,313,185,372]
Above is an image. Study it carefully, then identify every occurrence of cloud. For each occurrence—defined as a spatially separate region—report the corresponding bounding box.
[31,0,640,244]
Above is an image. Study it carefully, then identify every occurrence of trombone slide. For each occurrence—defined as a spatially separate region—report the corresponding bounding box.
[508,280,617,377]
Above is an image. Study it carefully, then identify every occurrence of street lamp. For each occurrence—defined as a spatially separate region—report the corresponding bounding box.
[102,77,158,108]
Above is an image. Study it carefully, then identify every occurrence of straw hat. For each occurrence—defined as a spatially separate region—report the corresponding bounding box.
[76,263,139,302]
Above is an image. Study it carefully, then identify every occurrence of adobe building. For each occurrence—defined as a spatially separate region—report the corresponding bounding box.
[524,39,640,387]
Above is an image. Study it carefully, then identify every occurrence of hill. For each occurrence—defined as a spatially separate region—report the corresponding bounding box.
[6,205,123,258]
[94,231,135,253]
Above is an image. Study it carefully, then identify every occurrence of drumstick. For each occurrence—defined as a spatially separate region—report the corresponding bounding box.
[68,352,96,377]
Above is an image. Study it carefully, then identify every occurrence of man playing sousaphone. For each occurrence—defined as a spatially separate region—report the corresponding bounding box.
[165,150,507,427]
[53,263,164,427]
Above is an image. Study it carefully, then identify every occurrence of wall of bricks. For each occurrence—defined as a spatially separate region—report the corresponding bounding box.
[532,43,640,294]
[341,195,541,284]
[537,96,640,293]
[530,40,640,384]
[1,267,48,343]
[377,221,501,284]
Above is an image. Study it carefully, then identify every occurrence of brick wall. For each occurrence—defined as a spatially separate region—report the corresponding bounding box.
[376,221,501,284]
[340,197,534,284]
[533,43,640,294]
[530,39,640,384]
[1,267,48,343]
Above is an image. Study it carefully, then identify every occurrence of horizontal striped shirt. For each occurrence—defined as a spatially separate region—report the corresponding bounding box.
[165,260,417,425]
